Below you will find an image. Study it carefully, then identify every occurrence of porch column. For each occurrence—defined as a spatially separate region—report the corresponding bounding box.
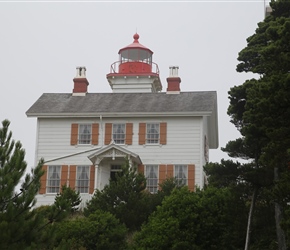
[128,156,133,170]
[94,164,99,191]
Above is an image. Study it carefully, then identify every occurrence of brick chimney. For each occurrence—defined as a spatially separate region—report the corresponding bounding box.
[72,66,89,96]
[166,66,181,94]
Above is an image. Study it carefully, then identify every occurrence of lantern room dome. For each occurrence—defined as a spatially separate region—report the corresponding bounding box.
[118,33,153,61]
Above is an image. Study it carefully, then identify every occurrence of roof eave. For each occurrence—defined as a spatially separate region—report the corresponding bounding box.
[26,111,213,118]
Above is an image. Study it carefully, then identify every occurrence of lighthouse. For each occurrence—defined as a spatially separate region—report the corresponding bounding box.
[106,33,162,93]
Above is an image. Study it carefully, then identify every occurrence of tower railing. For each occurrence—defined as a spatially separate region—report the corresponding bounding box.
[109,61,160,74]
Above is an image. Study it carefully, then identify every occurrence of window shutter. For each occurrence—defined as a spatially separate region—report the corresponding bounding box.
[125,123,133,145]
[159,164,167,189]
[104,123,112,145]
[138,164,144,175]
[139,123,146,145]
[61,165,68,188]
[39,165,47,194]
[167,164,174,178]
[92,123,99,145]
[89,165,95,194]
[160,122,167,145]
[188,164,195,191]
[71,124,78,145]
[69,165,76,189]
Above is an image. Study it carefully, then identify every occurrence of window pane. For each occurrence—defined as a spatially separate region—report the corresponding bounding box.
[146,123,159,144]
[113,124,125,144]
[146,165,158,193]
[175,165,188,186]
[79,124,92,144]
[76,166,90,193]
[47,166,61,193]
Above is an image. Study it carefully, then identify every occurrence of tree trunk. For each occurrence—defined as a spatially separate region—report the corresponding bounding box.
[244,187,258,250]
[274,167,287,250]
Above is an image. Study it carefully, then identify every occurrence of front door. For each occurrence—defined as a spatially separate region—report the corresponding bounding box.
[110,165,122,182]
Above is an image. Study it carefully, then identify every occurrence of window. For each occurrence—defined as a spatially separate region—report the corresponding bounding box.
[175,165,188,186]
[146,165,158,193]
[79,124,91,144]
[146,123,159,144]
[113,124,125,144]
[47,166,61,193]
[71,123,99,146]
[76,166,90,193]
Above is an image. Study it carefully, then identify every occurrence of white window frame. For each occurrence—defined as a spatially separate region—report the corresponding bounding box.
[146,123,159,144]
[76,166,90,193]
[113,124,126,144]
[174,165,188,186]
[47,165,61,193]
[78,124,92,144]
[145,165,159,193]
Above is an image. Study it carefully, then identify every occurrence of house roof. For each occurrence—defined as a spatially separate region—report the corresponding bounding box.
[26,91,219,148]
[26,91,217,116]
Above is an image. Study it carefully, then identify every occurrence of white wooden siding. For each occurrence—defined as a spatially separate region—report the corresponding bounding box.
[36,116,204,187]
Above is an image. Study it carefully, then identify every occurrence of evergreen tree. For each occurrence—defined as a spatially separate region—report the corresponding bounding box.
[53,185,82,218]
[226,1,290,248]
[0,119,44,249]
[84,159,149,231]
[133,186,240,250]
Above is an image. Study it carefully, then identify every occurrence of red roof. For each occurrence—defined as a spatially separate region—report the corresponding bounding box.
[118,33,153,54]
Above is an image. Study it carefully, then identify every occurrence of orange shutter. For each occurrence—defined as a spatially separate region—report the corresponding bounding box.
[61,165,68,188]
[71,124,78,145]
[160,122,167,145]
[104,123,112,145]
[92,123,99,145]
[138,164,144,175]
[139,123,146,145]
[89,165,95,194]
[39,165,47,194]
[69,165,76,189]
[188,164,195,191]
[126,123,133,145]
[159,165,167,189]
[167,164,174,178]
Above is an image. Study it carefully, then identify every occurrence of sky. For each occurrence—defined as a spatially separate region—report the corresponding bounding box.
[0,0,269,168]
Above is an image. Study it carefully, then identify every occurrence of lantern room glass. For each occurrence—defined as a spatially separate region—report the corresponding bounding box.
[120,49,152,65]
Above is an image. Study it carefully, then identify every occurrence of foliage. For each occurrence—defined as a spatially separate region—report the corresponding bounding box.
[52,210,127,250]
[224,1,290,249]
[0,119,45,249]
[53,185,82,217]
[133,186,241,250]
[84,159,149,231]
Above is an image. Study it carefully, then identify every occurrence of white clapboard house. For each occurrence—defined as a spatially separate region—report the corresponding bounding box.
[26,33,218,207]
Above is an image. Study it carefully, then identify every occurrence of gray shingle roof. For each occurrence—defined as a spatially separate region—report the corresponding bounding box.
[26,92,217,116]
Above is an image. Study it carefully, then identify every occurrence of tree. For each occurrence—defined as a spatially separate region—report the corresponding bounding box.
[53,185,82,217]
[0,119,44,248]
[53,210,127,250]
[204,160,277,250]
[226,1,290,249]
[133,186,239,250]
[84,159,149,231]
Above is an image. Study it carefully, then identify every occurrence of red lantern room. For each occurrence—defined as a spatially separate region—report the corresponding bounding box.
[107,33,162,93]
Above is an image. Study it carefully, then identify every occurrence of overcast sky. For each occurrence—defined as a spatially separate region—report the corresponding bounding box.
[1,1,268,168]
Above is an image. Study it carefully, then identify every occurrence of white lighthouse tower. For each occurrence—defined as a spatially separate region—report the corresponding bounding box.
[106,33,162,93]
